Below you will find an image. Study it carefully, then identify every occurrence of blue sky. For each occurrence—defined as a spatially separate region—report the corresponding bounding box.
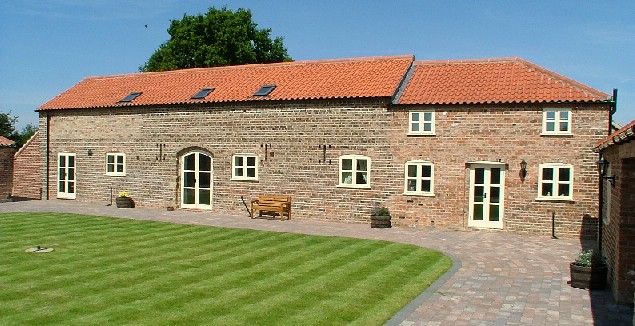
[1,0,633,129]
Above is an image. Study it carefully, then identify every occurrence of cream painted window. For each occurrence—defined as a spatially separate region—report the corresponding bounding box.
[404,160,434,196]
[542,108,571,135]
[232,154,258,181]
[537,163,573,200]
[338,155,370,188]
[409,111,435,135]
[105,153,126,176]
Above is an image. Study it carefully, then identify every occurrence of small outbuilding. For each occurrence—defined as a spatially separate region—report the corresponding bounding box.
[0,136,16,202]
[596,120,635,304]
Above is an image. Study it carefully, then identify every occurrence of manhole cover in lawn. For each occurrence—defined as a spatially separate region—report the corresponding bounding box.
[25,246,54,253]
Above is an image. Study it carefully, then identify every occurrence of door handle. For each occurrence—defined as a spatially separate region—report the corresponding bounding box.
[483,192,487,198]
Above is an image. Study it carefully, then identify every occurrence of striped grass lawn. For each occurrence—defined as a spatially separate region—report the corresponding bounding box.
[0,212,451,325]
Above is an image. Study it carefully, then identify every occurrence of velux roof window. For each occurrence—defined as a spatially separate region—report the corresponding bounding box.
[254,84,276,96]
[119,92,142,102]
[191,88,215,99]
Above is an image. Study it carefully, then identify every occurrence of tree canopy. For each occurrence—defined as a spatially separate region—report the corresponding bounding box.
[0,111,38,148]
[0,112,16,139]
[140,7,292,72]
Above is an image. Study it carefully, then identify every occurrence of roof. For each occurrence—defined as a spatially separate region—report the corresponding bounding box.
[595,119,635,151]
[396,57,610,105]
[0,136,15,147]
[38,55,415,110]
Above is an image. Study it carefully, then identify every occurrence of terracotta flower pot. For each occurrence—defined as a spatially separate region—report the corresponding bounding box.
[570,262,607,289]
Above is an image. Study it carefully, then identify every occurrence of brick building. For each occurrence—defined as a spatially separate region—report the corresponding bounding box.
[36,55,613,236]
[12,132,42,200]
[596,120,635,304]
[0,136,16,202]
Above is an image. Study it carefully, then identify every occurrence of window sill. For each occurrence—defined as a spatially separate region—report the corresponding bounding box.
[105,173,126,177]
[535,197,574,203]
[540,132,573,137]
[231,178,259,182]
[403,192,435,197]
[337,184,371,189]
[407,132,436,137]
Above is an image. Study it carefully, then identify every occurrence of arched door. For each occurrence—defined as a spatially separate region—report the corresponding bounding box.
[181,151,212,209]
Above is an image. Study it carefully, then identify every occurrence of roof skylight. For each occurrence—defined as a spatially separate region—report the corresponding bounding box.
[191,88,215,99]
[119,92,142,102]
[254,84,276,96]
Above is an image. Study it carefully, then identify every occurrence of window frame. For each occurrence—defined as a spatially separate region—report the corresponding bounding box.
[408,111,435,136]
[536,163,574,201]
[541,108,572,135]
[337,155,371,189]
[105,153,126,176]
[403,160,435,196]
[231,153,259,181]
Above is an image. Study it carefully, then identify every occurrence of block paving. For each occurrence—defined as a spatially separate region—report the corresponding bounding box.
[1,200,632,325]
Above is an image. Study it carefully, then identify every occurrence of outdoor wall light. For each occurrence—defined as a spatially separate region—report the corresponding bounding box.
[520,159,527,180]
[87,149,93,156]
[597,155,616,187]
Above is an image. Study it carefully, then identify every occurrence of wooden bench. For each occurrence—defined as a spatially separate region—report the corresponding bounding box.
[251,195,291,220]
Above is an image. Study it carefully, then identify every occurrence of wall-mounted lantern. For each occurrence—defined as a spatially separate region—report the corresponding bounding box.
[596,155,616,187]
[520,159,527,180]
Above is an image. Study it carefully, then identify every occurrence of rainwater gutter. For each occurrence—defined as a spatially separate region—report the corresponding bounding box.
[45,111,50,200]
[598,88,617,255]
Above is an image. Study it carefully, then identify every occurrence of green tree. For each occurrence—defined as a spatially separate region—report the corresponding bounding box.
[13,123,38,148]
[0,112,17,139]
[0,111,38,148]
[140,7,292,72]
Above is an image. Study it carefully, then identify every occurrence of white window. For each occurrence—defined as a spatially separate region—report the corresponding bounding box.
[232,154,258,181]
[404,160,434,196]
[338,155,370,188]
[106,153,126,176]
[409,111,435,135]
[542,108,571,135]
[537,163,573,200]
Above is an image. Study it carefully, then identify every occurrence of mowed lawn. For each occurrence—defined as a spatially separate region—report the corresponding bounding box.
[0,212,451,325]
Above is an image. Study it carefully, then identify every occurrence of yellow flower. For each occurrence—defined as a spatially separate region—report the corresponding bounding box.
[118,191,129,198]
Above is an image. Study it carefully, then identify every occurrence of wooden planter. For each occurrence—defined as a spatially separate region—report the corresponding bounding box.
[570,262,607,289]
[371,215,391,228]
[115,197,134,208]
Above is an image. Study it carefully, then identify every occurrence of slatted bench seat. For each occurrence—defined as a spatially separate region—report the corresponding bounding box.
[250,195,291,220]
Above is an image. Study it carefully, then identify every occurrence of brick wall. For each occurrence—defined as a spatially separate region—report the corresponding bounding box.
[602,142,635,304]
[389,104,606,237]
[39,100,606,236]
[12,132,42,200]
[0,146,16,202]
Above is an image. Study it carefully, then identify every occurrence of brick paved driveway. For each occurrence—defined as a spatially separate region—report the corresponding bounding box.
[1,200,632,325]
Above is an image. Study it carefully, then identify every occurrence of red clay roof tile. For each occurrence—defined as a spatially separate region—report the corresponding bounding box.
[38,55,415,110]
[595,119,635,150]
[0,136,15,146]
[397,58,609,105]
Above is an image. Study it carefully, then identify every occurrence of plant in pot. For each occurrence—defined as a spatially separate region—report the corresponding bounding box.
[115,191,135,208]
[570,249,607,289]
[370,206,391,228]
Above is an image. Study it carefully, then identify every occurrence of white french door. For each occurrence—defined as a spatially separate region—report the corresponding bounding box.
[57,153,76,199]
[181,151,213,209]
[468,164,505,229]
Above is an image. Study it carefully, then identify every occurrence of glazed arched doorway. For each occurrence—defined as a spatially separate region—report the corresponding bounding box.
[181,151,212,209]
